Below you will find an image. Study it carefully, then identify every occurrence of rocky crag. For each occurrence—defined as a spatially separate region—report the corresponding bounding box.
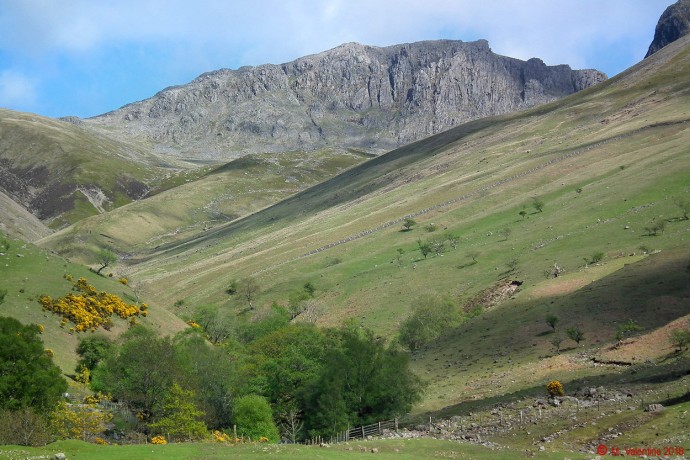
[646,0,690,57]
[82,40,606,160]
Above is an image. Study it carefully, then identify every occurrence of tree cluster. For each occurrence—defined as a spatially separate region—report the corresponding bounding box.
[85,318,422,443]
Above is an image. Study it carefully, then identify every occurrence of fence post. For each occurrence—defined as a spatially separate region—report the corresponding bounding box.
[520,410,523,424]
[429,416,432,432]
[378,421,381,435]
[395,418,399,433]
[361,425,365,438]
[347,425,350,441]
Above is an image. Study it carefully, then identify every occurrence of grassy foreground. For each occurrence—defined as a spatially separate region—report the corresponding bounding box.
[0,438,590,460]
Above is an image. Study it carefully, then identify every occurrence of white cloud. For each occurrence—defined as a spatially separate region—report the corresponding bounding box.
[0,70,37,109]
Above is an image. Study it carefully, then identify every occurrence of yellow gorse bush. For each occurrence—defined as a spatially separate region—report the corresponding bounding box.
[151,435,167,444]
[546,380,565,397]
[39,277,142,332]
[212,430,231,443]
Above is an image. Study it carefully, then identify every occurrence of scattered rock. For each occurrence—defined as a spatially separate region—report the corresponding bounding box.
[54,454,66,460]
[645,404,664,412]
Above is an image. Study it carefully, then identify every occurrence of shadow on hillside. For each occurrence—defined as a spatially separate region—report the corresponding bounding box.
[411,355,690,422]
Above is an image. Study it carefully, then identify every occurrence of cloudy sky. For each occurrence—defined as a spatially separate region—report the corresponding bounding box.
[0,0,671,119]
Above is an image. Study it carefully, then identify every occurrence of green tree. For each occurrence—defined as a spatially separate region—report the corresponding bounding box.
[194,305,236,344]
[237,277,261,310]
[669,328,690,352]
[239,324,331,428]
[0,317,67,413]
[551,336,564,354]
[532,197,545,213]
[402,218,416,231]
[233,395,280,442]
[566,326,585,345]
[95,248,117,275]
[174,333,236,429]
[92,326,180,421]
[305,327,423,436]
[149,383,208,442]
[75,334,113,371]
[519,209,527,220]
[545,314,559,332]
[399,294,462,351]
[417,240,432,259]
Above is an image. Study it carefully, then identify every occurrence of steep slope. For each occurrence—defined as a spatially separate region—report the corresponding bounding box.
[0,190,51,241]
[37,150,366,260]
[84,40,605,159]
[83,32,690,326]
[646,0,690,57]
[0,109,179,229]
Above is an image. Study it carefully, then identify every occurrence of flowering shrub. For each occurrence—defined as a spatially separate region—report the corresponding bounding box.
[37,324,44,334]
[212,430,231,443]
[45,348,54,357]
[83,394,100,404]
[119,277,128,285]
[39,277,142,332]
[259,436,269,443]
[546,380,565,397]
[151,435,167,444]
[187,320,201,328]
[94,437,108,445]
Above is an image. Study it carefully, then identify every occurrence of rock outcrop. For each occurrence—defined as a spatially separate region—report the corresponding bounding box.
[85,40,606,159]
[646,0,690,57]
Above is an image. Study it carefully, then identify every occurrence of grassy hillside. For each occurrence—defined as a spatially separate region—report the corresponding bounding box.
[0,109,177,229]
[38,150,367,262]
[4,30,690,458]
[0,232,187,374]
[91,34,690,319]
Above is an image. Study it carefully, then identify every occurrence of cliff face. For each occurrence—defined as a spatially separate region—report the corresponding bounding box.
[86,40,606,159]
[646,0,690,58]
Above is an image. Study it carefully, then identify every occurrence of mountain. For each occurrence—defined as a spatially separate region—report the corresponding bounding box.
[646,0,690,57]
[0,109,178,231]
[53,32,689,319]
[83,40,606,160]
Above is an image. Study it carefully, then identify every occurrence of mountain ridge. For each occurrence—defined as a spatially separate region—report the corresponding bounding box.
[82,39,606,160]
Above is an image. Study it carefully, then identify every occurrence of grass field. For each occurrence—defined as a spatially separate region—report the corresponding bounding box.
[0,437,592,459]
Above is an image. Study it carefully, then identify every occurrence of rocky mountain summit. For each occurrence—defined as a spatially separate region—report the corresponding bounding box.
[646,0,690,57]
[83,40,606,160]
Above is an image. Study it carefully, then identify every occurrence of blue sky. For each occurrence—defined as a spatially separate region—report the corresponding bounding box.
[0,0,671,119]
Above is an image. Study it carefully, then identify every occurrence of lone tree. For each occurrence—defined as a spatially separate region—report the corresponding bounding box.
[532,197,545,213]
[238,277,261,310]
[417,240,432,259]
[95,248,117,275]
[566,326,585,345]
[551,336,564,354]
[669,328,690,352]
[545,314,559,332]
[402,218,417,231]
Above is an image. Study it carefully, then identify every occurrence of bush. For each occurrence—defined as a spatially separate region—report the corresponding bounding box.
[546,380,564,397]
[669,328,690,352]
[233,395,280,442]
